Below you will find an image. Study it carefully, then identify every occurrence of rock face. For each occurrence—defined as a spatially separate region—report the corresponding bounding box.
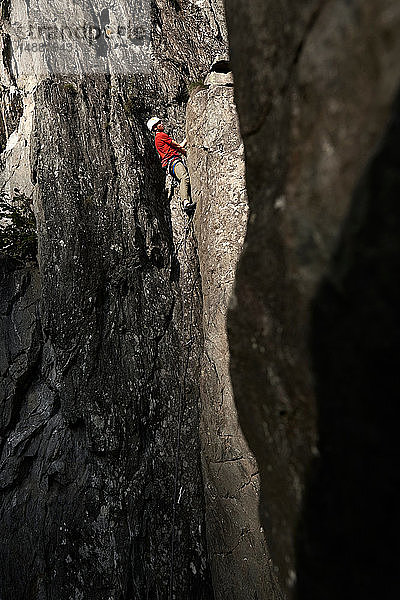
[0,258,41,474]
[3,0,399,597]
[0,1,230,598]
[298,87,400,600]
[187,73,282,599]
[1,79,211,600]
[225,0,400,596]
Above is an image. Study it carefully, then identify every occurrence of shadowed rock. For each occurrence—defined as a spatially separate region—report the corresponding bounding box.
[298,89,400,600]
[225,0,400,595]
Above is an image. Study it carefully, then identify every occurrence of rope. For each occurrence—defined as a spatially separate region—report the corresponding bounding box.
[174,212,194,254]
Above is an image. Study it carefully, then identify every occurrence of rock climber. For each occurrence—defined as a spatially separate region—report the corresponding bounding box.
[147,116,196,214]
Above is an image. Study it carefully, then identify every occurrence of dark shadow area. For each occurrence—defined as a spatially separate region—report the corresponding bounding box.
[296,88,400,599]
[210,59,230,74]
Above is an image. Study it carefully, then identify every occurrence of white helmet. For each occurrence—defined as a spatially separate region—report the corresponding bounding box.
[147,116,161,132]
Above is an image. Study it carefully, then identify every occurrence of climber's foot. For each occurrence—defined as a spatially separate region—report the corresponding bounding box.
[182,200,196,214]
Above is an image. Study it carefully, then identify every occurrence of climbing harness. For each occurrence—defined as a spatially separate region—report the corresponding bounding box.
[166,156,184,177]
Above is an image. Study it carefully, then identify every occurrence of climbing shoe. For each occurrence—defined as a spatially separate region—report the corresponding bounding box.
[182,200,196,214]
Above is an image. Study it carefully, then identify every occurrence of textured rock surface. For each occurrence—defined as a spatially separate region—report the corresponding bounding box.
[0,1,228,598]
[225,0,400,596]
[299,87,400,600]
[187,76,282,599]
[1,76,211,600]
[4,0,399,597]
[0,256,41,461]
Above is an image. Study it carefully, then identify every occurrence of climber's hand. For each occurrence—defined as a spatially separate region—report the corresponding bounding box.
[170,139,187,155]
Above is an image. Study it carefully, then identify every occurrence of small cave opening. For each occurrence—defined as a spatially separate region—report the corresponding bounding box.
[211,59,231,74]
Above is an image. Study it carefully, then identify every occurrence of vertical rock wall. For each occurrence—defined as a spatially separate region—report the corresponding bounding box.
[1,74,211,600]
[225,0,400,597]
[0,1,228,598]
[187,74,282,599]
[298,87,400,600]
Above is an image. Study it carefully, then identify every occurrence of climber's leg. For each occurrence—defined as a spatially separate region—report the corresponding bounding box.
[174,162,191,204]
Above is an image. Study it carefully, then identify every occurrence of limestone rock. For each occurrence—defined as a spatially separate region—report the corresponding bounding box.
[187,83,283,599]
[3,0,399,597]
[299,87,400,600]
[225,0,400,596]
[0,1,226,598]
[204,71,233,86]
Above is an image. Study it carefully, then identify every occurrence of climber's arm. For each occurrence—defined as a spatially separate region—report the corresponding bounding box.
[169,138,187,156]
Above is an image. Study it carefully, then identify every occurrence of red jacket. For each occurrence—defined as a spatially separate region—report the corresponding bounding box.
[155,132,181,168]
